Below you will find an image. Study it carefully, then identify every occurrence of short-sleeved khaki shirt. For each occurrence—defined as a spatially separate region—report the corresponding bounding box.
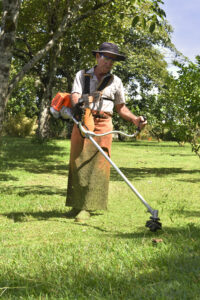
[71,67,126,114]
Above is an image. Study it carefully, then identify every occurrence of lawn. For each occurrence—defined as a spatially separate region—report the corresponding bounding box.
[0,137,200,299]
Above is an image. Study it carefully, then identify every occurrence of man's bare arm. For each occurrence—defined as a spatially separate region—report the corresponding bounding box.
[115,103,147,129]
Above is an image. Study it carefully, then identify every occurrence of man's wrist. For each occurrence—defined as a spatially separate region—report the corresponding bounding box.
[130,116,137,125]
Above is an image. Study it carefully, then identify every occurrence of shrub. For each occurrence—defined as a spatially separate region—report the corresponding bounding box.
[3,112,38,137]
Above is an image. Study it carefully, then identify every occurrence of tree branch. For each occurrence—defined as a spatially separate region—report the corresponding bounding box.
[7,0,113,100]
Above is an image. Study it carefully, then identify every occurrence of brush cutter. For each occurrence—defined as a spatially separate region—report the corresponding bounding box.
[50,96,162,232]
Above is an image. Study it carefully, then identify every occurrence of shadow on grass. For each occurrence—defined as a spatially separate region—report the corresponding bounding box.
[0,164,69,183]
[110,166,200,181]
[0,185,66,197]
[116,141,188,148]
[74,222,109,233]
[176,178,200,183]
[1,210,106,224]
[1,138,198,184]
[0,137,69,176]
[113,141,195,156]
[1,225,200,299]
[172,210,200,218]
[112,223,200,240]
[0,174,19,181]
[1,210,68,222]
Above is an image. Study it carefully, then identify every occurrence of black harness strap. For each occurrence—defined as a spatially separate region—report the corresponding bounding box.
[83,73,91,94]
[83,70,113,96]
[97,74,113,92]
[80,70,113,135]
[101,96,114,102]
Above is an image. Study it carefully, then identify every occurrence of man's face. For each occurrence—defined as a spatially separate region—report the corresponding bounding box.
[96,52,117,73]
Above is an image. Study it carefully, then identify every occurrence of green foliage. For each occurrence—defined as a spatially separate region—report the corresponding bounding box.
[49,117,73,139]
[136,57,200,157]
[156,57,200,156]
[5,0,175,140]
[6,69,39,118]
[12,0,172,90]
[3,112,37,137]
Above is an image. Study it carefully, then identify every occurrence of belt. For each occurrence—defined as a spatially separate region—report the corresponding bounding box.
[91,110,112,119]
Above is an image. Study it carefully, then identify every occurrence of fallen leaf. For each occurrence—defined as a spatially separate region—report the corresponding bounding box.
[152,238,163,244]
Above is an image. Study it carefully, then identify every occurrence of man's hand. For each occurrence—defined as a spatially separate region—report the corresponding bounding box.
[73,98,85,121]
[134,116,147,131]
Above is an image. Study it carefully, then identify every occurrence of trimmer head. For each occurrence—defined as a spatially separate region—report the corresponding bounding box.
[146,217,162,232]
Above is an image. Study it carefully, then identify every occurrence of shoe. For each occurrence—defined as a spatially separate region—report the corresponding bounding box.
[74,210,90,223]
[65,208,80,218]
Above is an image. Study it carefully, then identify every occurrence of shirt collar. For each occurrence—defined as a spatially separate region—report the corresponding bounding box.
[86,66,111,79]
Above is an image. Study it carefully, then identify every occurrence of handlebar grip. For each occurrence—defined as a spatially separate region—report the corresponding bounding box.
[136,116,147,132]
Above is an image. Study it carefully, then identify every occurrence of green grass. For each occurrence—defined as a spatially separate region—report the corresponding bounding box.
[0,137,200,299]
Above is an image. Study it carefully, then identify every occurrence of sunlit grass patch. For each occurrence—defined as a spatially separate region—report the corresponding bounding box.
[0,137,200,299]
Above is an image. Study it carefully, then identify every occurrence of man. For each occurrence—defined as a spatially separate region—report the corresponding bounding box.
[66,42,147,222]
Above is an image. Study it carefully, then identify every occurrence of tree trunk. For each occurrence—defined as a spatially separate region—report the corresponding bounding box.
[37,43,62,140]
[0,0,20,136]
[0,0,113,136]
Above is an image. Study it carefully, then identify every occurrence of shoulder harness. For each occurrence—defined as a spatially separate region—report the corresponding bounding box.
[83,70,114,101]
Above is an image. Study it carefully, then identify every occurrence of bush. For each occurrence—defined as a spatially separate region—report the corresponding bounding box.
[3,112,38,137]
[49,116,73,139]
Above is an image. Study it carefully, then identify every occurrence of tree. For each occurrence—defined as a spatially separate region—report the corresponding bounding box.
[0,0,112,136]
[167,58,200,156]
[144,57,200,156]
[111,8,176,136]
[0,0,169,138]
[0,0,21,136]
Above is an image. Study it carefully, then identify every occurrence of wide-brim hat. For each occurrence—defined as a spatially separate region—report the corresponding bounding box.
[92,42,126,61]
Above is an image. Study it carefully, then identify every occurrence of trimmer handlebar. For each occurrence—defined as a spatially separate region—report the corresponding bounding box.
[78,123,141,139]
[61,107,142,139]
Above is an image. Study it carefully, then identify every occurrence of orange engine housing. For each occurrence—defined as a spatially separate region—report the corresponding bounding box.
[51,92,72,111]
